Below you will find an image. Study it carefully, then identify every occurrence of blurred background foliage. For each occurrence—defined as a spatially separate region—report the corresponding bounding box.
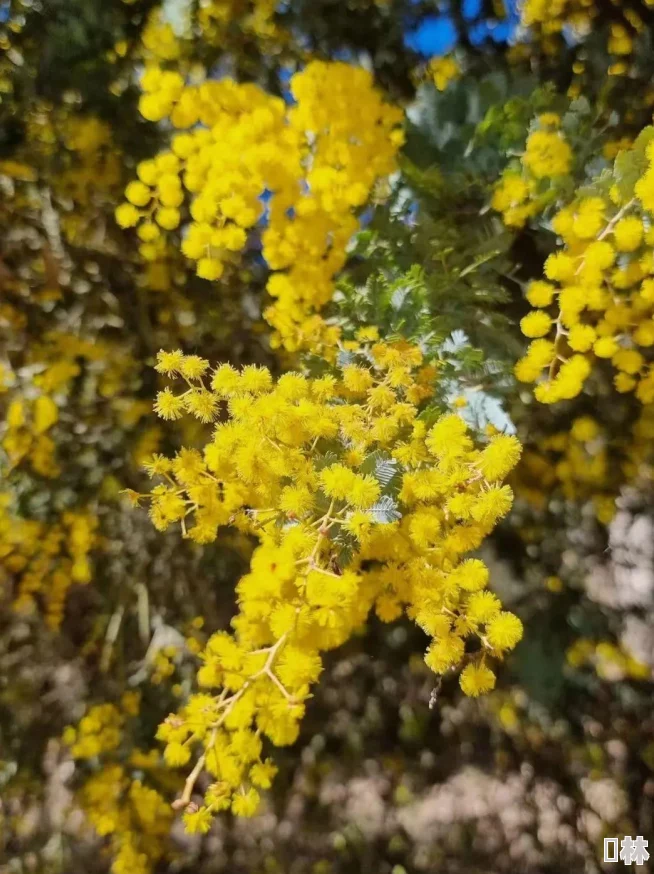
[1,0,654,872]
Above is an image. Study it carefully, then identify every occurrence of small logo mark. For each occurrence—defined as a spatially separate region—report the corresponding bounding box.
[604,836,650,866]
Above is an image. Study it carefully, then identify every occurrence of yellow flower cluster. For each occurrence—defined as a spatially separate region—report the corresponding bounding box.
[1,500,97,629]
[521,0,593,42]
[492,114,572,228]
[2,332,137,478]
[428,56,460,92]
[63,702,128,759]
[624,404,654,483]
[22,106,122,242]
[514,416,617,523]
[135,340,523,825]
[514,403,654,527]
[3,393,60,477]
[567,639,650,682]
[58,116,122,209]
[198,0,280,43]
[116,60,403,352]
[515,130,654,405]
[143,621,203,688]
[149,645,182,686]
[65,694,173,874]
[520,0,640,70]
[140,10,182,62]
[139,0,281,62]
[78,766,173,874]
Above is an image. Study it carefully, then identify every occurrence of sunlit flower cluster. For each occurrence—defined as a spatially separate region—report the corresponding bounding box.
[520,0,596,45]
[140,10,183,62]
[514,401,654,528]
[198,0,280,43]
[520,0,640,75]
[117,60,403,352]
[514,416,618,524]
[1,332,137,478]
[65,694,173,874]
[132,339,523,825]
[64,700,131,759]
[78,767,173,874]
[1,498,97,629]
[3,392,60,478]
[515,128,654,405]
[567,638,650,682]
[21,106,123,243]
[0,332,143,630]
[428,55,460,91]
[492,113,572,228]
